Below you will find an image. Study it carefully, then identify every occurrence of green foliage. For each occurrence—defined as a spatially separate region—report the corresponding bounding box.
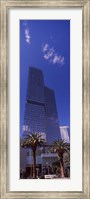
[50,139,70,177]
[20,132,45,151]
[20,132,45,178]
[50,139,70,158]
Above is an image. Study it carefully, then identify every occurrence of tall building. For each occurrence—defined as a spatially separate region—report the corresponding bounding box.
[23,67,60,143]
[23,67,46,140]
[44,86,60,143]
[59,126,70,143]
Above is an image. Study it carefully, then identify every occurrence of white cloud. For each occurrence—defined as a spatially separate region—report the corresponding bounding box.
[60,56,65,64]
[42,43,65,65]
[44,54,50,60]
[52,54,61,64]
[25,28,31,45]
[52,54,64,65]
[42,43,49,52]
[48,47,55,57]
[44,47,55,60]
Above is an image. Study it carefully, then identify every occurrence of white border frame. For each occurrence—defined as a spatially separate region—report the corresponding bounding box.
[8,8,82,192]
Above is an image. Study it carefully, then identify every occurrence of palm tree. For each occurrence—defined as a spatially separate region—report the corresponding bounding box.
[63,151,70,177]
[52,160,60,175]
[20,133,45,178]
[50,139,70,178]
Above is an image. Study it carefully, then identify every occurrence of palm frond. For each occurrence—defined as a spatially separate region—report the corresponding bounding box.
[49,139,70,158]
[20,132,45,150]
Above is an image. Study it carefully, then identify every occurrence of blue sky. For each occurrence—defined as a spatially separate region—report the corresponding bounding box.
[20,20,70,136]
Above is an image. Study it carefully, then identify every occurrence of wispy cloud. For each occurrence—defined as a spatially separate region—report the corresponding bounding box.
[42,43,65,65]
[23,20,31,45]
[43,47,55,60]
[25,28,31,45]
[42,43,49,52]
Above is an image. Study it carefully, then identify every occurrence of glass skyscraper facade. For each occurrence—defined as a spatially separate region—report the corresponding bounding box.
[44,86,60,143]
[26,67,45,103]
[23,67,60,143]
[23,67,46,140]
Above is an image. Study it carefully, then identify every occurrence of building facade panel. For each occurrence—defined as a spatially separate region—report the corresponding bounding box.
[44,86,60,143]
[60,126,70,143]
[23,67,60,144]
[23,67,46,137]
[26,67,45,103]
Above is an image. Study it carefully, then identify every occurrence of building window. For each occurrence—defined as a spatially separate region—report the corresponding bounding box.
[27,151,29,156]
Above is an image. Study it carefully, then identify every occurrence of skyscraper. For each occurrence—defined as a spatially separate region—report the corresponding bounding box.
[44,86,60,143]
[23,67,46,140]
[23,67,60,143]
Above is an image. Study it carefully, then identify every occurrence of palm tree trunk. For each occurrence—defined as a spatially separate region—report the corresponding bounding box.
[32,149,36,178]
[60,158,64,178]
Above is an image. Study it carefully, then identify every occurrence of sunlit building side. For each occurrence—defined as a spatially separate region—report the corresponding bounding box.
[59,126,70,143]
